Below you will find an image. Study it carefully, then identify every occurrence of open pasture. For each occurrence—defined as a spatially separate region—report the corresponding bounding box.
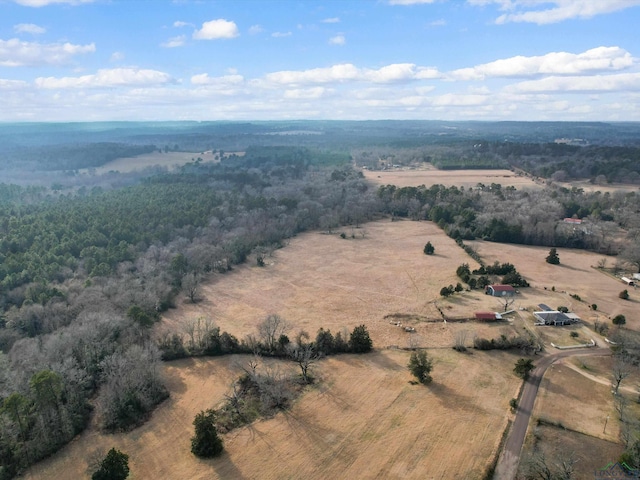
[24,349,521,480]
[518,356,629,479]
[25,219,529,480]
[94,150,244,174]
[26,220,638,480]
[363,167,540,190]
[162,219,488,349]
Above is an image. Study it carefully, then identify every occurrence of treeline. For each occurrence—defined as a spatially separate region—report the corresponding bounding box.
[0,147,380,478]
[4,143,157,171]
[158,315,372,361]
[377,183,640,252]
[480,142,640,184]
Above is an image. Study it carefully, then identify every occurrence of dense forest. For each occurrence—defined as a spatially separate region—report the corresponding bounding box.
[1,121,640,478]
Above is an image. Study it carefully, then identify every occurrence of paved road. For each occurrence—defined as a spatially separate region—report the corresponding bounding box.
[493,347,612,480]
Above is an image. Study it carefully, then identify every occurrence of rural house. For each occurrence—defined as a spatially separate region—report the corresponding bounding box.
[533,304,580,326]
[485,285,515,297]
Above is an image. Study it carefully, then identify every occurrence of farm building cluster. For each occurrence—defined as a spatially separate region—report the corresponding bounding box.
[478,285,582,327]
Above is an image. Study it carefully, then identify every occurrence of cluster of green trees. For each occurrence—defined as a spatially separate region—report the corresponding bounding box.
[455,262,529,289]
[408,351,433,384]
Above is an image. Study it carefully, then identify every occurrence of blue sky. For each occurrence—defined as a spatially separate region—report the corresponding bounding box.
[1,0,640,122]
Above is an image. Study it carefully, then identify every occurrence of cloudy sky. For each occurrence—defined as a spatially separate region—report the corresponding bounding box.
[2,0,640,122]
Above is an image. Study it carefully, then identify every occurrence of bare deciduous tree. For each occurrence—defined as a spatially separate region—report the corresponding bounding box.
[615,393,629,421]
[613,354,632,396]
[523,449,578,480]
[500,297,515,312]
[182,272,202,303]
[289,343,320,384]
[258,314,289,353]
[454,330,468,352]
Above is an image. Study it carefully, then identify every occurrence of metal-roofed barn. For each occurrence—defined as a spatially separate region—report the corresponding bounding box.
[485,285,516,297]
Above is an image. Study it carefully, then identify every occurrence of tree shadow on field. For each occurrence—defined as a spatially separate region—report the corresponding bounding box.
[281,409,336,448]
[367,350,406,372]
[556,262,585,272]
[211,451,247,479]
[542,371,577,400]
[427,382,489,416]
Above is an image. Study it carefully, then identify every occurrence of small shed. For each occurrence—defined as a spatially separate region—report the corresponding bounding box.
[475,312,503,321]
[485,285,516,297]
[621,277,636,286]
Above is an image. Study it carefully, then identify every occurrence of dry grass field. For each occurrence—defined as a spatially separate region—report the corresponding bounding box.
[162,219,484,349]
[535,358,621,441]
[520,424,623,479]
[363,166,540,190]
[556,179,640,194]
[24,220,528,480]
[363,165,640,195]
[93,150,244,174]
[23,219,637,479]
[517,356,630,479]
[24,350,521,480]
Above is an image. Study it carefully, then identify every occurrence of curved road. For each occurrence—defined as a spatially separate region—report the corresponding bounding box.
[493,346,611,480]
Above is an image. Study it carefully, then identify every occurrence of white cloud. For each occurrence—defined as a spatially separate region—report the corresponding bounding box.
[193,19,239,40]
[430,93,488,106]
[110,51,124,62]
[429,19,447,26]
[264,63,441,86]
[0,38,95,67]
[322,17,340,23]
[415,67,441,79]
[35,68,175,89]
[467,0,640,24]
[508,72,640,93]
[329,35,345,45]
[389,0,437,4]
[272,31,292,38]
[161,35,186,48]
[450,46,634,80]
[11,0,95,5]
[0,78,29,89]
[366,63,418,83]
[283,87,327,99]
[173,21,191,28]
[190,73,244,85]
[249,24,264,35]
[13,23,46,35]
[265,64,360,85]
